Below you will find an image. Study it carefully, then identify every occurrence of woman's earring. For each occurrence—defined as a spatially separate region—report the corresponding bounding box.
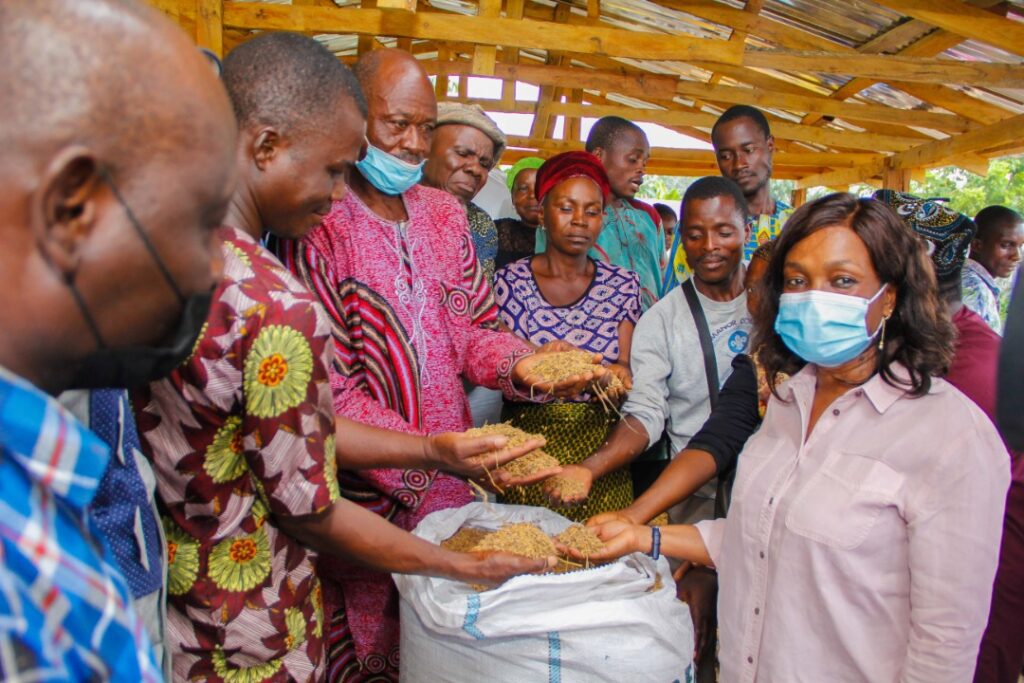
[878,315,890,350]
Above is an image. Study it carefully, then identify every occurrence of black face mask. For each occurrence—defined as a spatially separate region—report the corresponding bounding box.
[66,169,214,389]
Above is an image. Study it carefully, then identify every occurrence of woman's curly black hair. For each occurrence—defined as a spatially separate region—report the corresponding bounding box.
[752,192,955,398]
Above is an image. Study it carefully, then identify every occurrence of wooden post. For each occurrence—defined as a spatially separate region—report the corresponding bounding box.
[471,0,501,75]
[435,44,451,101]
[791,187,807,207]
[882,158,912,192]
[357,0,378,54]
[565,89,582,143]
[500,0,525,107]
[196,0,223,58]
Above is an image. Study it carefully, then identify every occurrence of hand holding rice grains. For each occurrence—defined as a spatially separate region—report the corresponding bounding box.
[441,522,608,589]
[462,422,588,497]
[515,350,629,407]
[509,350,626,409]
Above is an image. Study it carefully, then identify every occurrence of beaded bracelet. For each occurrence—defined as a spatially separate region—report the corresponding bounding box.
[650,526,661,561]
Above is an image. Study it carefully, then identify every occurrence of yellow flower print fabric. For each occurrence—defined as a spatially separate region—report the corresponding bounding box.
[132,227,340,682]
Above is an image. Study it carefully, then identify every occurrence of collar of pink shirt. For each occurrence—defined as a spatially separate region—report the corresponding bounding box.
[780,361,908,416]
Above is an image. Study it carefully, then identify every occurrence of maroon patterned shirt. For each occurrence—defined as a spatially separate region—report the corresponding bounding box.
[133,226,340,682]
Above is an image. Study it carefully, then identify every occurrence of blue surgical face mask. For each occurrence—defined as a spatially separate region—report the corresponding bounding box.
[354,141,424,196]
[774,284,888,368]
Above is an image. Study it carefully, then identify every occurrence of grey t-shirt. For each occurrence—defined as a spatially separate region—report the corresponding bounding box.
[623,285,753,459]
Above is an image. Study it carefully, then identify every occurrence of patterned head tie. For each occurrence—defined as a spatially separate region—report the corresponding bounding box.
[534,151,612,205]
[872,189,976,280]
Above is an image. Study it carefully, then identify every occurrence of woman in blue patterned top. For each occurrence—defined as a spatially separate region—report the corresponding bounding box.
[494,152,642,521]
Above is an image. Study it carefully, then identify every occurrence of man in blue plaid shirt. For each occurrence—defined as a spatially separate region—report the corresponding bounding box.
[0,0,237,679]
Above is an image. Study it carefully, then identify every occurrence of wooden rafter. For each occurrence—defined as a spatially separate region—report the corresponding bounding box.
[221,2,746,63]
[420,0,1016,136]
[424,57,968,133]
[641,0,1015,126]
[797,111,1024,188]
[147,0,1024,182]
[504,139,880,167]
[741,50,1024,88]
[541,101,919,151]
[869,0,1024,58]
[800,0,1009,126]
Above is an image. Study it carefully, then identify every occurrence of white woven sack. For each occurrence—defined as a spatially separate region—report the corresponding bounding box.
[395,502,695,683]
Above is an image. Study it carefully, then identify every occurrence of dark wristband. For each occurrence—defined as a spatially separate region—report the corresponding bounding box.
[650,526,661,560]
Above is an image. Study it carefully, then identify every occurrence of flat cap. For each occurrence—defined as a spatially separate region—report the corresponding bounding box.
[436,101,506,164]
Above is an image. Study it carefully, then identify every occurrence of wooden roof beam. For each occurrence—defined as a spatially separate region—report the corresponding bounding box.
[652,0,841,52]
[221,2,745,63]
[427,54,927,153]
[869,0,1024,59]
[504,137,879,166]
[798,112,1024,187]
[892,112,1024,169]
[501,147,829,179]
[429,58,717,142]
[513,0,964,140]
[795,159,887,189]
[669,78,969,132]
[581,91,714,144]
[702,0,763,96]
[628,0,1016,126]
[799,0,1011,126]
[546,102,918,151]
[547,52,824,151]
[740,50,1024,88]
[423,58,970,132]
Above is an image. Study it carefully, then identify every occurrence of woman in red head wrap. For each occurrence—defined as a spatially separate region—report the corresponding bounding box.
[492,151,641,520]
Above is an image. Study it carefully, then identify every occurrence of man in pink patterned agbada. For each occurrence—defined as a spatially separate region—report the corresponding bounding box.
[275,48,605,682]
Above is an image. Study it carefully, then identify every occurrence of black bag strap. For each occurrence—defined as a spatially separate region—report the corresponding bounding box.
[681,278,719,409]
[682,278,735,518]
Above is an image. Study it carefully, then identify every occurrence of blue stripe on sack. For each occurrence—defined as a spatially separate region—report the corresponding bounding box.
[547,631,561,683]
[462,594,485,640]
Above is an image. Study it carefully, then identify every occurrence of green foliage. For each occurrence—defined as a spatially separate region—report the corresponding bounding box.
[639,156,1024,214]
[635,175,692,202]
[910,156,1024,217]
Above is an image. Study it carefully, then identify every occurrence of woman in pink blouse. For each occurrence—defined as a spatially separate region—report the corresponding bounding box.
[578,193,1010,682]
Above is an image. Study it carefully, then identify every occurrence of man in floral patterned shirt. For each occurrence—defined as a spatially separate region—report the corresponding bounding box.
[963,205,1023,334]
[133,34,552,683]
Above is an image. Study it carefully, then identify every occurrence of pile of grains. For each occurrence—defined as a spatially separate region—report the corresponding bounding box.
[463,423,558,478]
[440,521,610,585]
[545,475,587,499]
[440,527,492,553]
[472,523,558,559]
[555,524,606,556]
[525,350,624,392]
